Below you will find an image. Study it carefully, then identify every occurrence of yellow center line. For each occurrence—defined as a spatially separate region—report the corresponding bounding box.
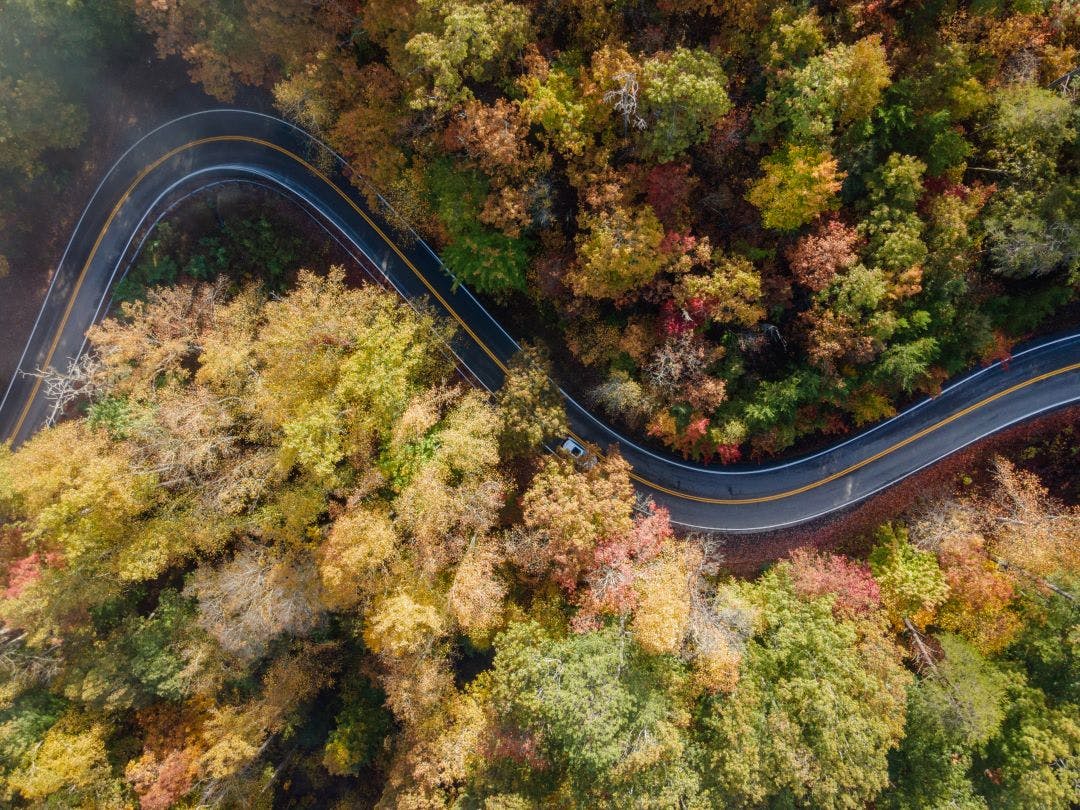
[9,137,229,440]
[617,361,1080,504]
[10,134,508,442]
[244,138,509,375]
[8,134,1077,509]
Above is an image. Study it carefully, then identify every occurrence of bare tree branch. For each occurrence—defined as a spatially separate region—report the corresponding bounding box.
[23,353,102,426]
[604,72,647,134]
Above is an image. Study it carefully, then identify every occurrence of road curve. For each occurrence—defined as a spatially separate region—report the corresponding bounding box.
[1,109,1077,532]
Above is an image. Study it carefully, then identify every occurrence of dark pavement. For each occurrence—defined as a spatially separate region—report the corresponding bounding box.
[1,110,1077,532]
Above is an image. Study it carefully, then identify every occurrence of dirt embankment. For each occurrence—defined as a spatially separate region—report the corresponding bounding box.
[711,406,1079,577]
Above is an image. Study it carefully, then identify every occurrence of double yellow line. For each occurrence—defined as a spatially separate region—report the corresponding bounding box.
[9,135,511,444]
[10,135,1078,507]
[630,362,1080,504]
[9,139,229,440]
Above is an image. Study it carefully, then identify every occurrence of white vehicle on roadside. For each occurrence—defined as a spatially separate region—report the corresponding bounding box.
[559,436,597,468]
[560,437,586,458]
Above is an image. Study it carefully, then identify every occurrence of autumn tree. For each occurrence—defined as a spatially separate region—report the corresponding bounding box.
[630,545,695,654]
[318,506,399,611]
[934,525,1021,654]
[88,281,226,398]
[447,537,507,641]
[785,547,882,619]
[390,390,504,577]
[913,458,1079,609]
[590,369,655,430]
[638,47,731,161]
[444,98,536,183]
[688,581,760,695]
[519,60,599,160]
[363,588,446,658]
[5,711,121,805]
[519,451,635,588]
[186,545,324,662]
[674,253,765,326]
[746,145,844,231]
[0,0,114,176]
[697,570,910,808]
[570,204,666,298]
[251,268,453,482]
[764,8,825,69]
[870,523,950,629]
[374,685,488,805]
[984,457,1080,588]
[404,0,531,113]
[786,217,861,291]
[427,158,534,294]
[591,44,644,136]
[327,64,410,197]
[482,622,700,803]
[571,505,675,631]
[496,345,568,457]
[783,35,891,143]
[643,331,708,399]
[135,0,339,101]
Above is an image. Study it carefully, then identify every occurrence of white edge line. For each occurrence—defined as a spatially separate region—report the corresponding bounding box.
[226,109,1080,477]
[8,107,1078,495]
[61,169,491,426]
[671,395,1080,533]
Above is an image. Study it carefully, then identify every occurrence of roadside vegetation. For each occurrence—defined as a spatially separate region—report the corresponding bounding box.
[0,266,1076,807]
[114,190,314,303]
[2,1,1078,461]
[130,0,1080,462]
[0,1,1077,808]
[0,0,135,280]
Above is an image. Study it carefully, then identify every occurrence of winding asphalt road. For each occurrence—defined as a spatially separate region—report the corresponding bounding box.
[1,109,1077,532]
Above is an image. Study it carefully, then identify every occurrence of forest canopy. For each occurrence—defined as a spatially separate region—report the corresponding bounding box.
[0,265,1076,808]
[0,0,1078,807]
[126,0,1080,462]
